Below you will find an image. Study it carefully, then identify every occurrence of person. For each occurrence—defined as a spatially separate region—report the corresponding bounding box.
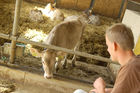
[74,23,140,93]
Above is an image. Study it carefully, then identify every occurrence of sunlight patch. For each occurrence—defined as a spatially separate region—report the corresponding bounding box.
[24,29,48,42]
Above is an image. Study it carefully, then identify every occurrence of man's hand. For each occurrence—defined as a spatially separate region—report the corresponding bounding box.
[89,77,113,93]
[105,88,112,93]
[89,88,112,93]
[89,89,97,93]
[93,77,106,93]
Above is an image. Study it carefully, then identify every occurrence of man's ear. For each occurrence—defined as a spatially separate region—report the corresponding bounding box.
[113,42,118,51]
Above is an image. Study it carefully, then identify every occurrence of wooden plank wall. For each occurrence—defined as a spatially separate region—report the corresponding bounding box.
[132,0,140,3]
[57,0,91,10]
[92,0,123,18]
[76,0,91,10]
[57,0,77,9]
[25,0,127,19]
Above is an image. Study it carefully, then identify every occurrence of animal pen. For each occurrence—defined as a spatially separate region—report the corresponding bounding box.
[0,0,128,92]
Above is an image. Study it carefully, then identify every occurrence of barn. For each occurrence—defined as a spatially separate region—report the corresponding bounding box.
[0,0,140,92]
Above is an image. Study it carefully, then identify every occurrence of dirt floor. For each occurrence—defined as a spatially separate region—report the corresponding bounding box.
[0,78,16,93]
[0,77,66,93]
[0,0,118,89]
[0,78,55,93]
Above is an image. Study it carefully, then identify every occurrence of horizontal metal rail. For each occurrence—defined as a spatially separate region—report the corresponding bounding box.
[0,33,118,64]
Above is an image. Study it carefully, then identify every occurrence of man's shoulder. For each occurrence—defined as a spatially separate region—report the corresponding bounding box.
[125,55,140,70]
[129,55,140,64]
[113,55,140,93]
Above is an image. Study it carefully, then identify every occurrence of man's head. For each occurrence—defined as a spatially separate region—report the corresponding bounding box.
[105,23,134,61]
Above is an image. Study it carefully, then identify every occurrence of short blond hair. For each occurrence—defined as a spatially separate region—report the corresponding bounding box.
[106,23,134,50]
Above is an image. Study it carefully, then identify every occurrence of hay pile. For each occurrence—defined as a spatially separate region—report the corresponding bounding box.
[78,16,118,64]
[0,0,118,64]
[0,79,16,93]
[0,0,15,45]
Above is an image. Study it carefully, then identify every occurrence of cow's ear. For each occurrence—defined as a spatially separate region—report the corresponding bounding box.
[30,48,43,57]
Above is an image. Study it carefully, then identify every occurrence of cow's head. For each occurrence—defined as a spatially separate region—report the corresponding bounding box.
[42,49,56,79]
[30,48,56,79]
[45,3,55,11]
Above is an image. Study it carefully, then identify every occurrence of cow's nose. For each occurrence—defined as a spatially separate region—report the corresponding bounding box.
[44,73,53,79]
[46,76,52,79]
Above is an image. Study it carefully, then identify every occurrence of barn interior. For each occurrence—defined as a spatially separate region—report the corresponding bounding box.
[0,0,140,93]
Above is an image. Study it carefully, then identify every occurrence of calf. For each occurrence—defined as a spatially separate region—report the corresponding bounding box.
[30,14,88,79]
[42,3,64,21]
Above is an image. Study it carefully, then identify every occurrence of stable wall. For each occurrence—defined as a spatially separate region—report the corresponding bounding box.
[25,0,127,19]
[122,1,140,55]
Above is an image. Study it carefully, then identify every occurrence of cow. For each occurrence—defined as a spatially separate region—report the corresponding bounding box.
[30,13,89,79]
[38,3,64,21]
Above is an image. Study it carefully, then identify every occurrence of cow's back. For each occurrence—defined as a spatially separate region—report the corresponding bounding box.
[44,19,84,49]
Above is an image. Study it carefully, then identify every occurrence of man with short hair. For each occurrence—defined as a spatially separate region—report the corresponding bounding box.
[90,23,140,93]
[73,23,140,93]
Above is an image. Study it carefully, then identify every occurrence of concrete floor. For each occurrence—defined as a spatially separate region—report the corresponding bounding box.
[0,65,92,93]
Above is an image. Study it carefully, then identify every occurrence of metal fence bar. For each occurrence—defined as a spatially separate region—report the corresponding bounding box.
[0,33,118,65]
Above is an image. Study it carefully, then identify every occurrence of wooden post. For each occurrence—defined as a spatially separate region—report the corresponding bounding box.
[10,0,22,63]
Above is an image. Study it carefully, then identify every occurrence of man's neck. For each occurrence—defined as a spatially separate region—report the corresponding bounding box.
[118,50,135,66]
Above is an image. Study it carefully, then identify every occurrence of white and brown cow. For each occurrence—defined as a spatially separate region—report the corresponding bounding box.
[30,14,89,79]
[42,3,64,21]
